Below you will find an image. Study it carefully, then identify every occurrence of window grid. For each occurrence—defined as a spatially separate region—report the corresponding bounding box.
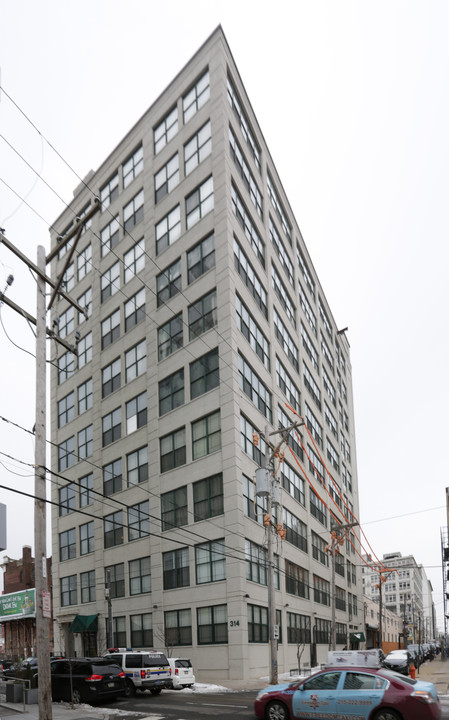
[229,127,262,218]
[185,176,214,229]
[158,313,183,360]
[280,462,305,506]
[233,238,267,318]
[128,501,149,541]
[155,153,179,203]
[165,609,192,646]
[195,539,226,584]
[127,446,148,486]
[159,369,184,416]
[238,353,272,422]
[129,557,151,595]
[301,323,319,371]
[275,356,300,411]
[123,145,143,189]
[126,391,147,433]
[103,458,122,496]
[124,288,145,331]
[192,410,221,460]
[227,75,261,170]
[187,233,215,283]
[183,69,210,123]
[273,308,299,372]
[188,288,217,339]
[160,427,186,473]
[285,559,309,599]
[101,310,120,349]
[100,216,119,256]
[299,282,317,335]
[123,189,144,232]
[100,173,119,210]
[190,348,219,399]
[267,173,291,243]
[125,339,146,382]
[269,217,293,285]
[231,184,264,266]
[154,106,178,155]
[240,414,266,466]
[305,403,323,448]
[236,295,270,371]
[185,120,212,175]
[156,205,181,255]
[193,474,223,522]
[101,261,120,302]
[124,238,145,283]
[297,244,315,297]
[102,357,121,398]
[104,511,124,548]
[161,486,188,530]
[157,258,181,306]
[271,264,295,328]
[58,391,75,428]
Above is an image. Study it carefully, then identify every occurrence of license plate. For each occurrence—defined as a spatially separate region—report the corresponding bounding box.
[108,682,115,687]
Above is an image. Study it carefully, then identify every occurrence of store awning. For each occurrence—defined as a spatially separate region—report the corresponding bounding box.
[69,614,98,633]
[350,632,366,643]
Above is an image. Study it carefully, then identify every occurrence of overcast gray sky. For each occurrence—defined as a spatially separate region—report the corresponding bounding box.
[1,0,448,629]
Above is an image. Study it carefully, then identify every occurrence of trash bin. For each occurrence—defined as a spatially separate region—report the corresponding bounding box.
[6,682,23,703]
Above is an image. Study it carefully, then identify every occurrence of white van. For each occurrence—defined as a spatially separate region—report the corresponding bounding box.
[167,657,195,689]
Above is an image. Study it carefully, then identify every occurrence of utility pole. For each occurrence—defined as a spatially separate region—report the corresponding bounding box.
[35,246,51,720]
[327,522,358,651]
[256,419,303,685]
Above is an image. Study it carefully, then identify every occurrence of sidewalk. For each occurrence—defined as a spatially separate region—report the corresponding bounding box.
[415,655,449,696]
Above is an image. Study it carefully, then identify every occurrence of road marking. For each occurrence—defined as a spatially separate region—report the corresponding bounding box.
[187,702,248,708]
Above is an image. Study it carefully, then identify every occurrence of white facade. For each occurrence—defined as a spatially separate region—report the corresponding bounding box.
[49,26,363,682]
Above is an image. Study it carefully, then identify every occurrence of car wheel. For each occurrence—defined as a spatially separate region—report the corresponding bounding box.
[265,700,290,720]
[124,679,136,697]
[150,688,162,695]
[372,710,402,720]
[72,688,82,705]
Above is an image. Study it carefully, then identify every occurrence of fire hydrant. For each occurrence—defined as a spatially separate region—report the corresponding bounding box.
[410,664,416,679]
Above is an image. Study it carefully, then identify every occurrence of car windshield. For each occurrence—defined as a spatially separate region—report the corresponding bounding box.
[380,669,417,685]
[143,654,168,667]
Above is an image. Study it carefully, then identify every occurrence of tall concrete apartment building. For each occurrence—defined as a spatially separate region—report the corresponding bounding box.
[50,26,363,681]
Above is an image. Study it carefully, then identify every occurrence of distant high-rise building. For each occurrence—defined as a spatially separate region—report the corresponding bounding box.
[50,26,362,681]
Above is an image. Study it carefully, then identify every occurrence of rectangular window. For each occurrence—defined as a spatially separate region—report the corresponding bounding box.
[305,403,323,448]
[273,308,298,372]
[58,306,75,339]
[61,490,80,542]
[101,261,120,302]
[100,215,120,256]
[159,369,184,416]
[234,238,268,318]
[130,613,153,648]
[124,189,144,232]
[157,258,181,306]
[77,332,92,369]
[248,604,268,643]
[101,309,120,349]
[326,438,340,472]
[104,511,124,548]
[185,120,212,175]
[80,570,96,603]
[229,127,262,218]
[163,547,189,590]
[58,391,75,428]
[77,286,92,324]
[195,539,225,584]
[285,560,309,599]
[308,445,325,484]
[124,288,145,331]
[160,427,186,472]
[124,238,145,283]
[240,413,266,466]
[272,264,295,328]
[297,243,315,298]
[58,437,75,472]
[80,521,94,555]
[107,616,126,648]
[129,557,151,595]
[102,357,121,398]
[128,500,149,541]
[192,410,221,460]
[238,353,272,421]
[185,176,214,229]
[236,294,270,370]
[105,563,125,598]
[103,458,122,496]
[319,297,333,339]
[183,69,210,123]
[325,402,338,439]
[321,332,334,371]
[58,351,75,384]
[125,339,146,382]
[161,486,188,530]
[77,242,92,281]
[59,528,76,562]
[187,232,215,283]
[78,424,93,459]
[100,172,119,210]
[323,367,336,407]
[155,153,179,203]
[197,604,227,645]
[154,106,178,155]
[310,489,327,526]
[156,205,181,255]
[188,288,217,339]
[243,473,267,524]
[166,609,192,646]
[190,348,219,399]
[102,407,121,446]
[77,377,92,415]
[269,217,293,283]
[280,463,305,506]
[278,406,303,462]
[275,356,300,411]
[126,391,147,433]
[246,539,279,589]
[231,184,264,266]
[267,173,291,242]
[62,262,74,291]
[77,474,93,509]
[314,574,331,606]
[303,362,321,409]
[283,508,308,553]
[127,446,148,486]
[299,282,317,336]
[312,531,329,566]
[123,145,143,188]
[287,612,311,644]
[227,75,261,170]
[158,313,183,360]
[61,575,77,606]
[193,473,223,521]
[301,323,319,371]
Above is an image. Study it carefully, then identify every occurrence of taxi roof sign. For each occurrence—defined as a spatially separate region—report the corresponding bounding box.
[327,650,382,668]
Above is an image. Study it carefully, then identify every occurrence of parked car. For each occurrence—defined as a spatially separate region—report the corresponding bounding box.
[382,649,413,675]
[104,649,172,696]
[254,665,441,720]
[45,658,126,704]
[167,658,195,689]
[0,659,15,678]
[1,661,24,679]
[407,644,424,664]
[21,656,38,670]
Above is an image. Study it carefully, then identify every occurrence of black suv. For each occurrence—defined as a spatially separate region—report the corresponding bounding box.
[48,658,126,704]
